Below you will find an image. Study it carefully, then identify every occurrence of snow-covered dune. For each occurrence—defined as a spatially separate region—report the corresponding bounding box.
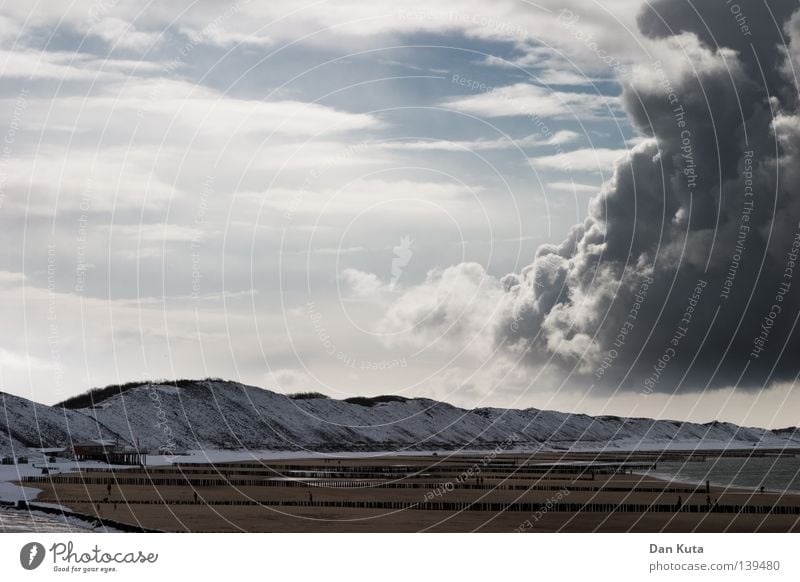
[0,391,117,457]
[1,380,798,456]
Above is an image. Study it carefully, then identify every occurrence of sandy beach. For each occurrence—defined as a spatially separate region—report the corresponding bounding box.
[15,449,800,532]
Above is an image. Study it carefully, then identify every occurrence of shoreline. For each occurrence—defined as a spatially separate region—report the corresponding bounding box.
[15,448,800,532]
[636,470,800,497]
[633,454,800,496]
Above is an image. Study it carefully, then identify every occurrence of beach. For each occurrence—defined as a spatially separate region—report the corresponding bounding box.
[13,448,800,532]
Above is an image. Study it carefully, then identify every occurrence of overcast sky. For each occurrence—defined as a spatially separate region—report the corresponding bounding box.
[2,0,800,429]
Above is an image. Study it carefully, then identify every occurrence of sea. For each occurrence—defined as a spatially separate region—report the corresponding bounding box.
[646,454,800,493]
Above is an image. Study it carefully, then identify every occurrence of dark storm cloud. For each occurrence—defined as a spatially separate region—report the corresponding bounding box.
[638,0,799,107]
[502,0,800,393]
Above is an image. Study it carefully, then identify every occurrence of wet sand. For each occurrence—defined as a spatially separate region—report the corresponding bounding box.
[20,449,800,532]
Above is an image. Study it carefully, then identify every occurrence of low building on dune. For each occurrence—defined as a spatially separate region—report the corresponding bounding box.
[70,440,146,465]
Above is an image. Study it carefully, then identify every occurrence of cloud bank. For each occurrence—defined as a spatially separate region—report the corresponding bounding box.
[506,0,800,393]
[386,0,800,395]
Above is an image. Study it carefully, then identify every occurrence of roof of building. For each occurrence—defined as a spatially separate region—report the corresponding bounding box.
[72,440,114,448]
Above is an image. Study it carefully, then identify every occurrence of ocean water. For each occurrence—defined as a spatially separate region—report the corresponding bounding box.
[647,455,800,493]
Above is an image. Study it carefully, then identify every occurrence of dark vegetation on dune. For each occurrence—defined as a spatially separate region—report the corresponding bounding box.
[57,380,412,411]
[343,395,410,407]
[56,378,227,409]
[287,392,330,400]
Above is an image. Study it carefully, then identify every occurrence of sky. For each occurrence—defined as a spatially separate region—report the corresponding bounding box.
[1,0,800,429]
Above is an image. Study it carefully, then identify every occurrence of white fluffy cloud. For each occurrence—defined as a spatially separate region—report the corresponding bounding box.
[89,17,163,51]
[341,262,509,358]
[445,82,621,120]
[547,181,600,193]
[378,130,580,152]
[532,147,630,172]
[0,148,180,214]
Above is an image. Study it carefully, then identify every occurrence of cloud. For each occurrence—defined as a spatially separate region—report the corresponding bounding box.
[0,348,51,371]
[532,147,629,171]
[304,246,365,256]
[338,262,508,358]
[256,179,475,216]
[118,79,384,137]
[493,0,800,393]
[0,271,27,288]
[548,130,581,145]
[0,75,387,222]
[0,148,180,215]
[341,268,385,299]
[0,0,651,75]
[179,24,273,48]
[377,130,579,152]
[366,0,800,397]
[536,69,611,86]
[107,223,201,242]
[445,82,622,120]
[0,50,160,80]
[1,78,382,143]
[479,53,617,86]
[547,181,600,193]
[103,224,204,260]
[89,17,163,51]
[374,262,507,357]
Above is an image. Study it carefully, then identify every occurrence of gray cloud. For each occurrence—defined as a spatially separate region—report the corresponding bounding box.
[500,0,800,393]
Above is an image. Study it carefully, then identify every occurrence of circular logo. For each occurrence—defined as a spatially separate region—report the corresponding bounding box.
[20,542,46,570]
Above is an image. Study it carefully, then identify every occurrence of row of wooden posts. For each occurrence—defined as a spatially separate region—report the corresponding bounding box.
[23,474,709,495]
[167,463,654,475]
[52,497,800,515]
